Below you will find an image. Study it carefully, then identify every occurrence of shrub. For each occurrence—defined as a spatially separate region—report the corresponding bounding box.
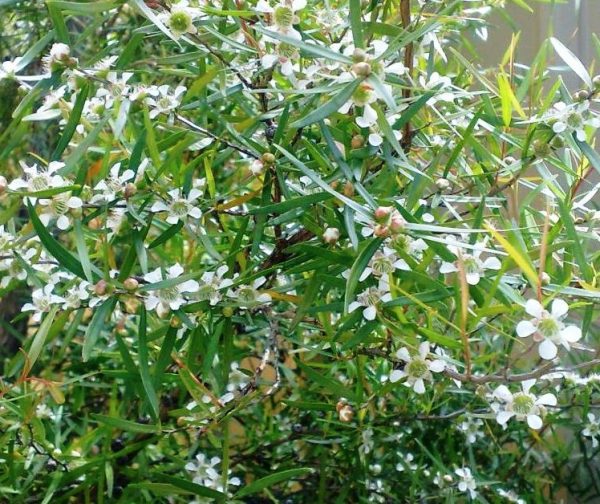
[0,0,599,502]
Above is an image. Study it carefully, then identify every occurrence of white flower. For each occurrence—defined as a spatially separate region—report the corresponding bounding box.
[62,280,91,310]
[389,342,445,394]
[196,265,233,306]
[143,264,199,317]
[8,161,67,198]
[91,163,135,204]
[582,413,600,448]
[261,42,299,76]
[395,452,418,472]
[516,299,582,360]
[150,188,202,224]
[348,278,392,321]
[420,71,455,104]
[388,234,428,271]
[227,277,272,308]
[322,227,340,244]
[161,1,201,39]
[185,453,221,486]
[146,85,186,121]
[439,239,501,285]
[545,101,600,142]
[458,417,484,444]
[492,379,557,430]
[22,285,65,323]
[0,58,22,80]
[256,0,306,41]
[361,247,406,279]
[497,488,526,504]
[38,192,83,230]
[454,467,477,499]
[43,43,77,72]
[338,82,379,128]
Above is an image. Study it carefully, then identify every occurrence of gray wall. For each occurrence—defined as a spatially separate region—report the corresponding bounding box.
[481,0,599,87]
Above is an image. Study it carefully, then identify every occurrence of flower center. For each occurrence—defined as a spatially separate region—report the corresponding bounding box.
[371,253,394,276]
[169,11,192,33]
[274,6,294,28]
[352,84,373,107]
[567,112,583,129]
[170,200,190,217]
[159,286,181,303]
[512,393,535,415]
[31,175,48,191]
[237,287,257,304]
[358,287,382,307]
[463,256,479,274]
[197,283,217,301]
[51,194,70,215]
[406,358,429,379]
[537,316,560,339]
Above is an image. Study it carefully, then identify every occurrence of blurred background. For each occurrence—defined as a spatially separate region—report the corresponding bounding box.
[482,0,599,87]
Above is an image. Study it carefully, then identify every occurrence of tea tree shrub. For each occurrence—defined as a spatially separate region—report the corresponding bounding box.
[0,0,599,502]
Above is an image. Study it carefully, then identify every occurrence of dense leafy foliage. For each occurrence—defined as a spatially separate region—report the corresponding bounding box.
[0,0,599,502]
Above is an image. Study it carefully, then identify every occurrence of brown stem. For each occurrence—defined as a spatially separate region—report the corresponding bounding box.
[400,0,414,151]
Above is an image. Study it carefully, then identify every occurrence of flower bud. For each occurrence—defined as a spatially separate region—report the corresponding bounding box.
[435,178,450,191]
[0,175,7,194]
[88,217,102,230]
[351,135,364,149]
[94,279,108,296]
[123,277,139,291]
[389,212,406,233]
[338,404,354,422]
[373,224,389,238]
[343,181,355,197]
[573,89,590,102]
[352,48,367,63]
[123,296,140,314]
[322,227,340,245]
[352,62,372,77]
[373,206,392,223]
[261,152,276,165]
[532,139,551,158]
[222,306,234,318]
[540,272,550,285]
[124,183,137,199]
[550,136,564,149]
[170,316,182,328]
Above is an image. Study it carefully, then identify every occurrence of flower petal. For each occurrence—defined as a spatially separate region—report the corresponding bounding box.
[538,339,558,360]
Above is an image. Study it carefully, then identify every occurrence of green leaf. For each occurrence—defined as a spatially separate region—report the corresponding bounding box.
[296,361,358,401]
[576,138,600,176]
[273,144,369,217]
[290,79,361,129]
[83,298,117,361]
[138,306,160,420]
[344,238,382,313]
[249,192,333,215]
[550,37,592,88]
[129,0,181,45]
[253,26,353,64]
[73,220,93,283]
[46,1,70,43]
[26,307,58,373]
[349,0,364,49]
[51,82,89,161]
[152,474,226,499]
[91,414,160,434]
[234,468,314,498]
[27,201,87,279]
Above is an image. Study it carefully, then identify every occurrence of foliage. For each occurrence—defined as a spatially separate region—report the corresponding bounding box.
[0,0,599,502]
